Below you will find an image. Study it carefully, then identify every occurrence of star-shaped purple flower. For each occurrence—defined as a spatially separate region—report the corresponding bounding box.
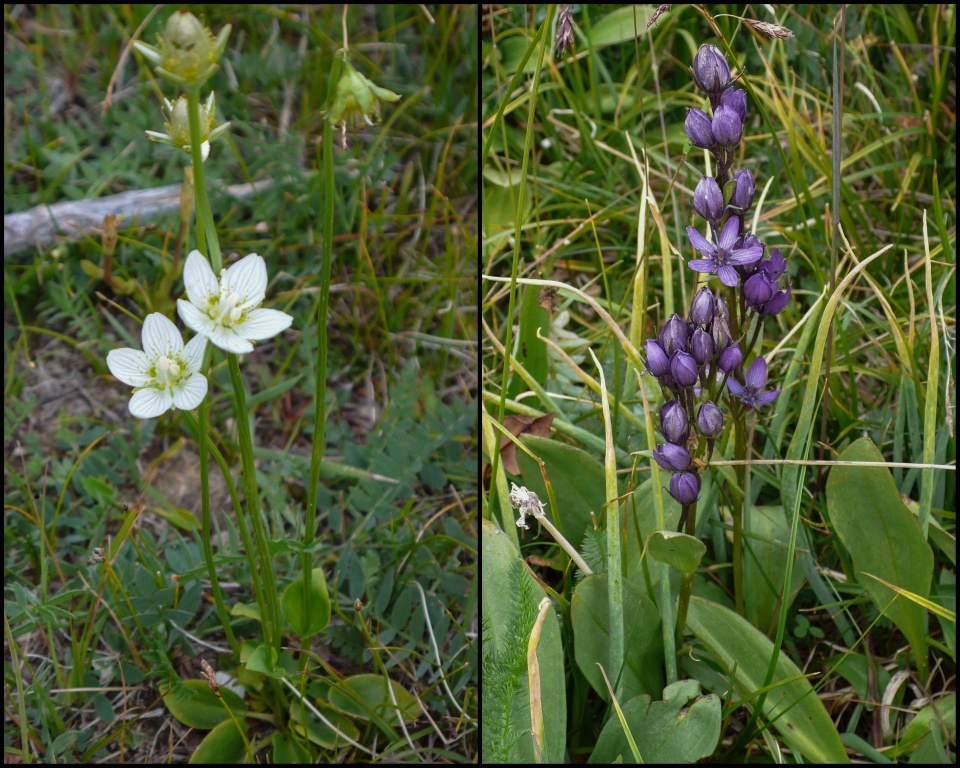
[686,217,764,287]
[727,356,781,409]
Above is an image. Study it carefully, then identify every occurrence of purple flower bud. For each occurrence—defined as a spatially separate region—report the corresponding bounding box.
[670,351,699,388]
[685,108,715,149]
[690,327,715,366]
[689,286,716,327]
[669,471,701,505]
[759,247,787,280]
[720,87,747,123]
[711,302,732,350]
[759,282,792,316]
[644,338,670,377]
[691,44,731,97]
[653,443,692,472]
[731,169,755,213]
[697,401,724,438]
[744,272,775,309]
[660,400,689,445]
[718,343,743,373]
[693,176,724,224]
[712,104,743,148]
[659,313,690,356]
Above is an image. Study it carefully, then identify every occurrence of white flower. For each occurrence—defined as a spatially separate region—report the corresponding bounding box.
[106,313,208,419]
[177,250,293,354]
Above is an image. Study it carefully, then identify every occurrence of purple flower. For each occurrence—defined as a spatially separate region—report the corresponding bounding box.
[697,401,724,438]
[746,248,791,315]
[727,356,781,408]
[670,350,699,388]
[758,247,787,280]
[712,104,743,148]
[690,327,715,366]
[686,217,764,287]
[691,44,730,97]
[719,87,747,123]
[730,169,755,213]
[660,400,689,445]
[744,272,775,307]
[669,471,701,505]
[717,343,743,373]
[644,338,670,377]
[659,313,690,356]
[693,176,724,225]
[689,286,716,326]
[685,108,715,149]
[653,443,692,472]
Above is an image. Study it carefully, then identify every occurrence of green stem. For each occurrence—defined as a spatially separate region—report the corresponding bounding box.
[731,401,746,617]
[675,570,694,651]
[185,89,221,272]
[227,353,282,651]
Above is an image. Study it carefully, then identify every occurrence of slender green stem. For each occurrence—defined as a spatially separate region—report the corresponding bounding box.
[185,89,221,272]
[227,353,282,651]
[731,401,746,617]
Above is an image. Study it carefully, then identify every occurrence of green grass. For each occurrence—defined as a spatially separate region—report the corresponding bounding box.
[4,4,477,763]
[482,4,954,763]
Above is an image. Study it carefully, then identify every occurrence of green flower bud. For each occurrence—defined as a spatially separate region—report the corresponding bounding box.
[322,52,400,148]
[134,10,230,89]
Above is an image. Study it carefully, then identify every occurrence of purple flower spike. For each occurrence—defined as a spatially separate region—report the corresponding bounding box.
[670,350,699,388]
[691,44,730,97]
[660,400,689,445]
[644,338,670,377]
[744,272,775,307]
[712,104,743,148]
[689,286,716,327]
[687,217,764,287]
[760,282,792,316]
[685,108,715,149]
[720,87,748,123]
[653,443,692,472]
[727,356,781,408]
[693,176,725,225]
[669,471,701,505]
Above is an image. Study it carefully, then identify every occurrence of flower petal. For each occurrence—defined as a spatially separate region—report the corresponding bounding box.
[129,387,174,419]
[206,327,254,354]
[141,313,184,361]
[221,254,268,305]
[729,245,764,265]
[107,348,153,387]
[717,216,741,251]
[183,250,220,308]
[182,333,208,372]
[686,226,716,257]
[754,389,781,406]
[172,372,208,410]
[688,259,717,274]
[178,299,215,337]
[726,378,746,398]
[717,265,740,286]
[234,308,293,341]
[746,356,768,389]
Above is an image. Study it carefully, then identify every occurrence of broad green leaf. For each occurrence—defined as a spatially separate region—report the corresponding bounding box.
[244,642,283,679]
[482,518,566,764]
[516,434,605,549]
[685,596,848,763]
[587,6,654,47]
[189,717,248,763]
[825,437,933,681]
[281,568,331,639]
[290,698,360,749]
[589,680,721,764]
[647,530,705,574]
[161,679,247,730]
[744,505,805,634]
[328,674,421,725]
[507,286,549,400]
[571,573,663,703]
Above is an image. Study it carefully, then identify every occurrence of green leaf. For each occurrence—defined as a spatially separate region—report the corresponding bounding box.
[825,437,933,681]
[281,568,331,639]
[189,717,248,763]
[685,596,848,763]
[162,679,247,730]
[744,505,805,634]
[507,286,549,400]
[327,673,422,725]
[647,530,705,574]
[571,573,663,703]
[589,680,721,764]
[290,698,360,749]
[244,642,283,679]
[516,434,605,550]
[587,6,655,47]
